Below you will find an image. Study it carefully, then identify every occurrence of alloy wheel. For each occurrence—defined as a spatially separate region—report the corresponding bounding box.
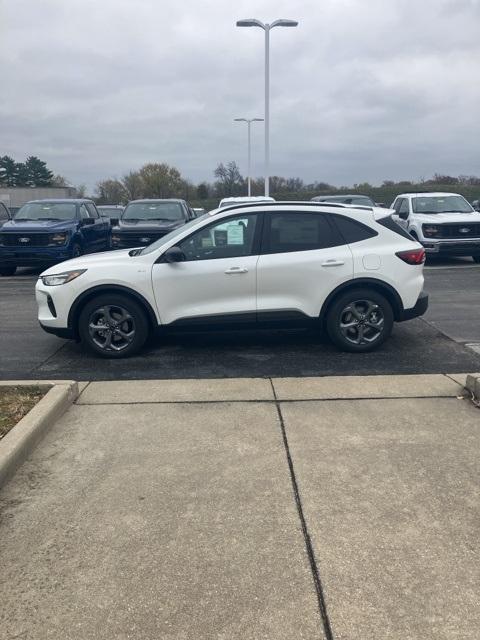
[88,304,136,352]
[339,299,385,345]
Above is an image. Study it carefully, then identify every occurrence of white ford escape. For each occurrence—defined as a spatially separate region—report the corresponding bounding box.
[36,202,428,358]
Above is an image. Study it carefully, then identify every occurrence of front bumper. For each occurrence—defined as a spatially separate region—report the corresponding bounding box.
[422,239,480,255]
[39,322,74,339]
[0,246,72,266]
[398,291,429,322]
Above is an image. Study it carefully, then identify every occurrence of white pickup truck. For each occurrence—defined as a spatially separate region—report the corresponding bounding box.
[391,192,480,262]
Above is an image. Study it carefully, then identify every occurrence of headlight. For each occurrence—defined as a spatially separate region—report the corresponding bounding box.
[40,269,87,286]
[422,225,441,238]
[49,232,68,246]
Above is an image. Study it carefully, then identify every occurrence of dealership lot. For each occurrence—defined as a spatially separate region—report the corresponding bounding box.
[1,257,480,380]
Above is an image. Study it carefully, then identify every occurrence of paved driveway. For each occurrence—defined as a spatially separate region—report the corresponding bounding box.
[1,260,480,379]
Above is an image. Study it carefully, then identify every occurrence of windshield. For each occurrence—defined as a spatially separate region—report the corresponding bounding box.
[412,196,473,214]
[14,202,77,221]
[122,202,184,221]
[140,214,208,255]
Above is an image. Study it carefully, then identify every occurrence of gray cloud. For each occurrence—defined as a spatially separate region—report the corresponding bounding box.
[1,0,480,190]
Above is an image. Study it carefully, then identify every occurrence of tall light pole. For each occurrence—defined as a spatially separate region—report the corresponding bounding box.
[234,117,264,196]
[236,18,298,197]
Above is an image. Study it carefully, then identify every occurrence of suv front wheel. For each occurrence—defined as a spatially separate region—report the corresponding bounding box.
[78,293,149,358]
[326,288,393,352]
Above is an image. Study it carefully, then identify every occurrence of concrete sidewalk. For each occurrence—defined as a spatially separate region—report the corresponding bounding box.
[0,375,479,639]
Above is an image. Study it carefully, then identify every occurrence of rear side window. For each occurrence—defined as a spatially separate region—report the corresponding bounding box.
[263,212,342,253]
[331,214,377,243]
[377,215,415,241]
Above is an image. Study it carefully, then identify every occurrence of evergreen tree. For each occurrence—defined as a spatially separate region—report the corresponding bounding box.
[25,156,54,186]
[0,156,17,186]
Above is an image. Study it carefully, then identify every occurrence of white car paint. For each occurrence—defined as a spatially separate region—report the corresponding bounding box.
[36,202,425,344]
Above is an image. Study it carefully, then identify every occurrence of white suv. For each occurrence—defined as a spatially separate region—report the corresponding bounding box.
[36,202,428,358]
[391,192,480,262]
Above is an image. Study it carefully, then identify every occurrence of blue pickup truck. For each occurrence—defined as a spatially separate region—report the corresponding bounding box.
[0,199,111,276]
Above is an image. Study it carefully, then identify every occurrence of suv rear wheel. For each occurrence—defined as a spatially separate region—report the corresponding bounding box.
[78,293,149,358]
[326,288,393,352]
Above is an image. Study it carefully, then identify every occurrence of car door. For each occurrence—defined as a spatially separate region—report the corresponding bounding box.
[256,210,354,319]
[0,202,10,228]
[151,213,261,325]
[85,202,108,250]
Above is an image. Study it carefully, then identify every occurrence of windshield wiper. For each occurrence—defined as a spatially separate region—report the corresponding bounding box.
[14,217,34,221]
[149,217,175,221]
[37,217,62,221]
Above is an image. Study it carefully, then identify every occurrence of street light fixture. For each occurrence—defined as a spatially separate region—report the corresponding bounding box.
[234,117,264,196]
[237,18,298,197]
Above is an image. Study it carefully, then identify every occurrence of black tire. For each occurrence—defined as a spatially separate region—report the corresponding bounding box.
[472,256,480,264]
[0,265,16,276]
[71,243,82,259]
[78,293,149,358]
[326,288,394,353]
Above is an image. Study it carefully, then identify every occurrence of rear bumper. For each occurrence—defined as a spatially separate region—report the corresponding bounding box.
[398,291,429,322]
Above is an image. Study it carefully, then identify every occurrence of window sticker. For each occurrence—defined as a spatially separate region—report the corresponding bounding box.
[227,224,244,245]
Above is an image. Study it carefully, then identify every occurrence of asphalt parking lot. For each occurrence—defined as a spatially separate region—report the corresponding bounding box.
[1,258,480,380]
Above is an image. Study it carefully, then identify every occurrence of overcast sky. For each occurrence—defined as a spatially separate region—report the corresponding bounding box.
[1,0,480,191]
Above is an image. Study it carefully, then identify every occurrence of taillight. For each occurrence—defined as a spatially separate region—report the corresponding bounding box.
[395,248,426,265]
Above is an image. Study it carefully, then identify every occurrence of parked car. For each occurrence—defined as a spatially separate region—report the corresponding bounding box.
[0,201,11,229]
[97,205,125,221]
[219,196,275,208]
[391,192,480,262]
[311,194,377,207]
[0,199,111,276]
[36,200,428,358]
[111,199,196,250]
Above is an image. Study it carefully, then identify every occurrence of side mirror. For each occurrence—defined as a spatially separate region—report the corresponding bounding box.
[398,210,409,220]
[162,246,186,263]
[82,217,95,226]
[110,218,119,226]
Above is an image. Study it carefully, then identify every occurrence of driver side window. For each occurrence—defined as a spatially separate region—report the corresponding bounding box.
[178,214,259,261]
[79,204,90,219]
[399,199,409,215]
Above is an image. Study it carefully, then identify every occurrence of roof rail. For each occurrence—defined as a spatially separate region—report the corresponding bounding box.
[211,200,374,214]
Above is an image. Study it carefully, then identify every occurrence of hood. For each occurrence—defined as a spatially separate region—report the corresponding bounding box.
[116,219,183,232]
[40,248,135,275]
[412,212,480,224]
[2,219,75,232]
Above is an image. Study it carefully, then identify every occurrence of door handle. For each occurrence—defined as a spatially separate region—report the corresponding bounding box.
[321,259,345,267]
[224,267,248,274]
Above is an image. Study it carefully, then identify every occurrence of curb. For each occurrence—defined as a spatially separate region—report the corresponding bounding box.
[466,374,480,403]
[0,381,79,488]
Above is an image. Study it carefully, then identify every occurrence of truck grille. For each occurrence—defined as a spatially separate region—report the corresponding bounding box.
[120,232,167,246]
[0,233,51,247]
[439,224,480,239]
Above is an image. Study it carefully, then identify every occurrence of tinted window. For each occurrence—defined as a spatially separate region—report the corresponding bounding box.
[85,203,99,218]
[332,214,377,243]
[178,213,258,261]
[264,212,341,253]
[377,215,415,241]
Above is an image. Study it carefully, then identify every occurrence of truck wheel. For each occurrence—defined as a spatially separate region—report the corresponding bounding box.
[0,265,16,276]
[326,288,393,353]
[78,294,149,358]
[71,243,82,259]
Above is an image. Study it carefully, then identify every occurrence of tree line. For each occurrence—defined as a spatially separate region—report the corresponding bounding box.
[2,154,479,206]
